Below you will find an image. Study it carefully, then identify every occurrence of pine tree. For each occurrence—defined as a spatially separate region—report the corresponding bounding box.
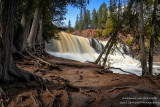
[91,8,98,28]
[83,7,88,29]
[98,2,107,28]
[79,8,83,31]
[87,9,91,28]
[109,0,118,27]
[102,3,108,27]
[118,0,122,20]
[75,14,79,30]
[67,20,72,33]
[104,14,113,36]
[109,0,114,13]
[98,5,103,28]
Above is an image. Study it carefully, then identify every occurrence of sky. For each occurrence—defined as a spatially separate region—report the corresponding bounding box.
[63,0,128,27]
[63,0,110,27]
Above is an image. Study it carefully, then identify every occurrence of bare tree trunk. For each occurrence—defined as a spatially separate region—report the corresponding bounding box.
[139,0,148,75]
[36,19,43,47]
[102,40,115,67]
[13,14,31,52]
[20,14,31,52]
[27,8,40,51]
[149,0,157,75]
[95,0,135,64]
[0,0,32,83]
[95,34,115,64]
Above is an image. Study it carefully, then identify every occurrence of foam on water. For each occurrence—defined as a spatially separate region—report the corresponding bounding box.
[45,32,160,76]
[47,51,96,62]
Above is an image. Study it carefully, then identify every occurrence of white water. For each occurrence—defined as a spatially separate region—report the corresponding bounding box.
[45,32,160,76]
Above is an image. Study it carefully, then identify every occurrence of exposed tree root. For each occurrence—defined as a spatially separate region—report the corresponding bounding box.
[49,75,70,83]
[48,75,101,100]
[26,50,61,71]
[8,66,33,82]
[13,49,31,60]
[60,90,69,107]
[8,91,42,107]
[32,74,50,90]
[0,87,5,107]
[108,86,133,93]
[0,87,5,97]
[95,69,113,75]
[144,76,160,89]
[70,80,83,85]
[80,88,101,95]
[0,100,5,107]
[135,86,156,95]
[55,62,101,69]
[108,67,135,75]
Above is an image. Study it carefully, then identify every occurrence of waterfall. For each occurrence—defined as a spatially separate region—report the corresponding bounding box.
[45,32,160,76]
[45,32,104,62]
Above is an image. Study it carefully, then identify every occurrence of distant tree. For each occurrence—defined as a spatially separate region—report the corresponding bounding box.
[104,14,113,36]
[109,0,118,27]
[98,4,103,28]
[91,8,98,28]
[118,0,122,20]
[75,14,79,30]
[98,2,108,28]
[67,20,72,33]
[87,10,91,28]
[109,0,117,13]
[109,0,113,13]
[83,7,88,29]
[79,8,83,31]
[102,3,108,27]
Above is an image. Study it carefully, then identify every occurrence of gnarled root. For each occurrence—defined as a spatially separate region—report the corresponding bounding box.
[26,50,61,71]
[108,86,133,93]
[8,88,70,107]
[0,87,5,107]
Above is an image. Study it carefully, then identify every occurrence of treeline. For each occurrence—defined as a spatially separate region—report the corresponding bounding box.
[74,0,122,36]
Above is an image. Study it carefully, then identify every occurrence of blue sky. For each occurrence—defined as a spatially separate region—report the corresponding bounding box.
[63,0,128,27]
[64,0,110,27]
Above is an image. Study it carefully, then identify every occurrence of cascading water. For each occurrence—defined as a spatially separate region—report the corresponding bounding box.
[45,32,160,76]
[45,32,101,62]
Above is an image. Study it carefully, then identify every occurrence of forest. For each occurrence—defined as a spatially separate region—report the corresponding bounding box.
[1,0,160,106]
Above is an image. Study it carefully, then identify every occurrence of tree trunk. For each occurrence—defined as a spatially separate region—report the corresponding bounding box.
[95,34,114,64]
[0,0,32,83]
[138,0,148,75]
[102,40,115,67]
[118,0,121,20]
[95,0,135,64]
[27,8,40,51]
[36,19,43,47]
[20,14,31,52]
[149,0,157,75]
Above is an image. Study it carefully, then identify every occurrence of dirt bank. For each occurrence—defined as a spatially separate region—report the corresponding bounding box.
[1,54,160,107]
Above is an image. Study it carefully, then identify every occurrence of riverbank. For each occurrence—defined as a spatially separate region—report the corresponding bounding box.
[1,53,160,107]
